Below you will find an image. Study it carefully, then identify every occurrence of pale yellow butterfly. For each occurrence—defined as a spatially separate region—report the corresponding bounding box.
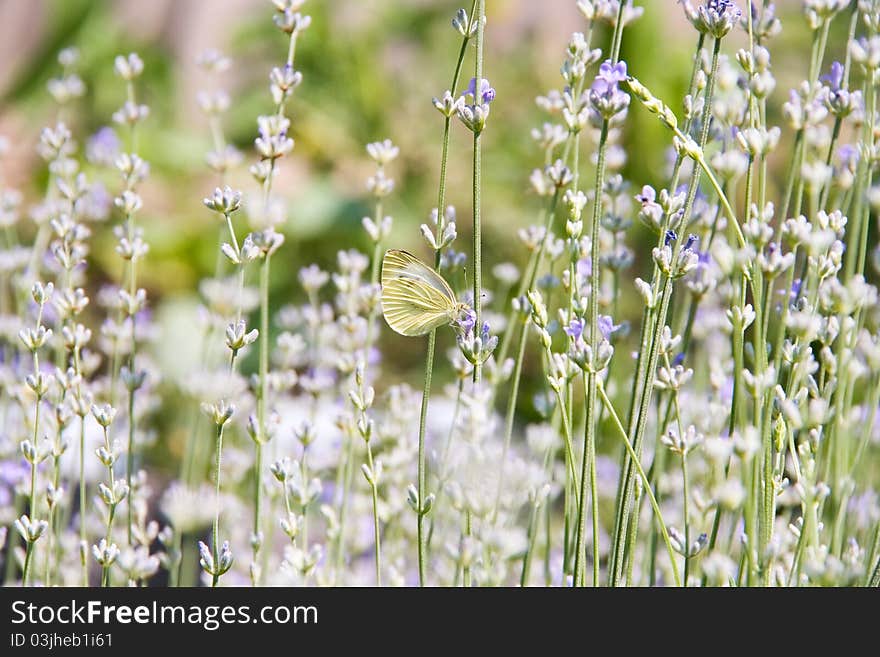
[381,249,468,336]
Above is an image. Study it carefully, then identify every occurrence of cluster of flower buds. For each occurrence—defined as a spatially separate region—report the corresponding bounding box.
[198,540,234,579]
[457,77,496,134]
[421,205,457,251]
[653,231,700,279]
[681,0,742,38]
[589,60,630,122]
[455,309,499,367]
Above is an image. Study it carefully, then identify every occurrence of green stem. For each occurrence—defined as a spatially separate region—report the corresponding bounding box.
[211,423,225,587]
[471,0,485,384]
[79,415,87,585]
[252,254,271,585]
[365,440,381,586]
[574,119,609,586]
[22,541,34,587]
[416,330,435,587]
[682,456,691,585]
[411,1,476,585]
[609,0,627,63]
[598,382,681,587]
[493,316,528,518]
[521,448,552,587]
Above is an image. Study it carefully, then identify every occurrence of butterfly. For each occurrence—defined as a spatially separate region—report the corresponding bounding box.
[381,249,469,336]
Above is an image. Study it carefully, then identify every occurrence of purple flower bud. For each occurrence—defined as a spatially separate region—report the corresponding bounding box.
[86,127,121,167]
[789,278,802,304]
[577,257,592,279]
[635,185,656,204]
[464,77,496,105]
[665,230,678,246]
[564,318,585,341]
[821,61,844,93]
[597,315,620,340]
[683,234,698,251]
[457,308,477,336]
[589,59,630,119]
[838,144,860,169]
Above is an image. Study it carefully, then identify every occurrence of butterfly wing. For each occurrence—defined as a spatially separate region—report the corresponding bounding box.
[381,249,457,336]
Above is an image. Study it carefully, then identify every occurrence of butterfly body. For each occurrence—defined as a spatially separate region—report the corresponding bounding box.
[381,249,467,336]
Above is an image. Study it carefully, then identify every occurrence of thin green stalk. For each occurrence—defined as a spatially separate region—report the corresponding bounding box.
[624,480,642,586]
[609,0,627,63]
[611,276,673,585]
[365,440,381,586]
[125,376,135,547]
[611,37,725,584]
[427,378,465,552]
[493,315,529,518]
[416,330,435,587]
[211,423,225,587]
[598,382,681,587]
[22,540,35,588]
[101,505,116,588]
[471,0,485,384]
[682,455,691,584]
[252,253,271,585]
[79,414,87,585]
[521,448,552,586]
[412,2,475,585]
[332,429,355,582]
[867,524,880,587]
[574,119,609,586]
[520,499,542,587]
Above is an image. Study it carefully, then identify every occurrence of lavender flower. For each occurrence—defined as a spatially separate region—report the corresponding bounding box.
[821,61,844,92]
[821,61,862,118]
[588,59,630,120]
[457,307,477,336]
[681,0,742,38]
[86,127,121,167]
[457,77,496,133]
[597,315,619,340]
[564,317,585,341]
[464,77,496,105]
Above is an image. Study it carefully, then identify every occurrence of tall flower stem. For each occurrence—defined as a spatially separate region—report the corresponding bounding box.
[23,302,45,587]
[598,382,680,587]
[413,1,475,586]
[471,0,485,384]
[365,440,381,586]
[609,0,627,63]
[573,120,608,587]
[78,412,87,585]
[21,540,35,588]
[124,203,139,551]
[22,459,38,587]
[416,330,434,587]
[681,453,691,584]
[211,423,225,588]
[610,37,724,586]
[252,252,271,584]
[493,313,528,518]
[520,447,552,586]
